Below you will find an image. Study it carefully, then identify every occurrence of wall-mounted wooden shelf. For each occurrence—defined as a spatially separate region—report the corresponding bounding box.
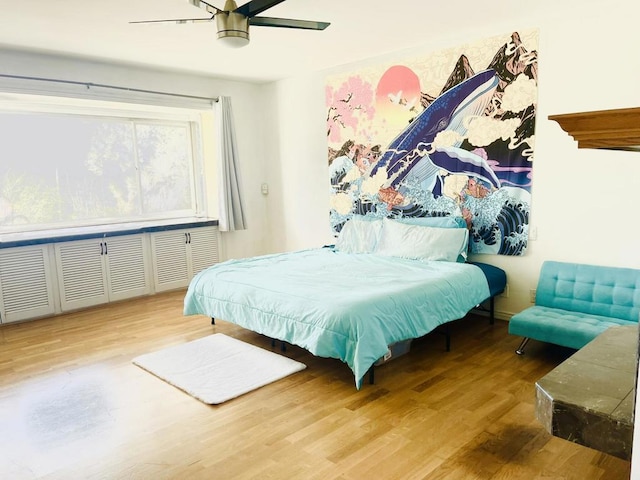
[549,107,640,151]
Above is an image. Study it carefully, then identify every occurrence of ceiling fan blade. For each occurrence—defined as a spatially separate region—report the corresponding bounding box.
[249,16,330,30]
[130,17,214,24]
[235,0,286,18]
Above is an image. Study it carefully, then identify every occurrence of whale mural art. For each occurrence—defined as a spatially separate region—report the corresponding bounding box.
[327,30,539,256]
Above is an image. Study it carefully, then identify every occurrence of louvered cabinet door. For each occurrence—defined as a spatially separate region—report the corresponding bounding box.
[0,245,56,323]
[150,231,190,292]
[104,234,152,302]
[55,240,109,311]
[188,226,219,277]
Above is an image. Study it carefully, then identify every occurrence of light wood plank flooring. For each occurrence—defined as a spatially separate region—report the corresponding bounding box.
[0,290,632,479]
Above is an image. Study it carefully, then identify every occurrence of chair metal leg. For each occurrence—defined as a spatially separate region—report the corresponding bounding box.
[211,317,215,325]
[516,337,530,355]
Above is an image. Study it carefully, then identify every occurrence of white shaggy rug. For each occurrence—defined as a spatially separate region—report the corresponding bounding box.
[133,333,306,404]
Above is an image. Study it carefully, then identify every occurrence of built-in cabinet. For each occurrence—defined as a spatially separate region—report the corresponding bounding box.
[0,224,219,323]
[54,234,152,311]
[0,245,56,323]
[150,226,220,292]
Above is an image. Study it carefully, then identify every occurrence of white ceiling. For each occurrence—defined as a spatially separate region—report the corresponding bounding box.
[0,0,584,83]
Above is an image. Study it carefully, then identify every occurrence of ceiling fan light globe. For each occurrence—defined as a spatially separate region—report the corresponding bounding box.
[218,34,250,48]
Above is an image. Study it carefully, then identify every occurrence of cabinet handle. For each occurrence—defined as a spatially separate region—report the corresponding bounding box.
[100,242,103,255]
[188,232,192,244]
[185,232,189,244]
[104,242,108,255]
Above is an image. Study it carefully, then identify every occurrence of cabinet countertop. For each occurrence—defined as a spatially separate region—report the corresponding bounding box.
[0,218,219,249]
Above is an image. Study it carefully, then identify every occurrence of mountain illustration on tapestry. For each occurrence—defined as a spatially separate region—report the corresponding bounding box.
[418,32,537,169]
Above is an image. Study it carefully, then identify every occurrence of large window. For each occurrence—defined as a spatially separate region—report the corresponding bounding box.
[0,94,208,233]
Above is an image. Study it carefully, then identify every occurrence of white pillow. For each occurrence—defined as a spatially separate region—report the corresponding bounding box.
[375,218,469,262]
[335,217,383,254]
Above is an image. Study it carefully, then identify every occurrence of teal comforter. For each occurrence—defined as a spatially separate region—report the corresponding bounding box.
[184,248,490,387]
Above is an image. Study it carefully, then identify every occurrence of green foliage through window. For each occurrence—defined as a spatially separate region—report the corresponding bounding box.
[0,106,202,232]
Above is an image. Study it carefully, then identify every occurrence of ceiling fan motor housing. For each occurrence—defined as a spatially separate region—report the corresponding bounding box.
[216,11,250,46]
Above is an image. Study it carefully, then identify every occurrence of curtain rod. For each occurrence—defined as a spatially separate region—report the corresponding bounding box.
[0,73,219,103]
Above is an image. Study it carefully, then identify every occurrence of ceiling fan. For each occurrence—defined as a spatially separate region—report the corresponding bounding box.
[131,0,330,48]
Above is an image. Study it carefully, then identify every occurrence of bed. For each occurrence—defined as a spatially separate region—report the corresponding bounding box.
[183,216,506,388]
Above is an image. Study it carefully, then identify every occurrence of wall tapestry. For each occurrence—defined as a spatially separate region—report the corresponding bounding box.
[326,30,538,256]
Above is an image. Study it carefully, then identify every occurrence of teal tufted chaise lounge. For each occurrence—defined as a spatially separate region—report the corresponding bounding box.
[508,261,640,355]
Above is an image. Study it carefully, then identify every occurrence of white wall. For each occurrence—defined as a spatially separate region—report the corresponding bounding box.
[263,2,640,321]
[0,48,272,261]
[260,75,335,253]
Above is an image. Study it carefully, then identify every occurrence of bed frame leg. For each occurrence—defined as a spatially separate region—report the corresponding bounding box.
[445,324,451,352]
[368,366,375,384]
[269,338,286,351]
[489,297,495,325]
[271,338,287,352]
[211,317,215,325]
[516,337,530,355]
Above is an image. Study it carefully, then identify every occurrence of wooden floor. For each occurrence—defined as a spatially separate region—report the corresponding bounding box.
[0,290,631,480]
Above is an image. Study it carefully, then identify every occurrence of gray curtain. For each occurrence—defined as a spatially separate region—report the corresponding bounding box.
[216,96,247,231]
